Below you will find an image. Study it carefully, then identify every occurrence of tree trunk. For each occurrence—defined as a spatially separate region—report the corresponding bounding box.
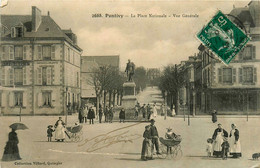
[120,92,123,106]
[109,91,112,107]
[103,91,107,110]
[117,91,120,105]
[176,91,179,115]
[113,91,116,107]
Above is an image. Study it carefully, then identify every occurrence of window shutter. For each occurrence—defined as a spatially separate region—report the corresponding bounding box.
[52,92,56,107]
[1,93,6,107]
[9,46,14,60]
[252,46,256,59]
[51,45,56,60]
[52,67,55,85]
[38,92,42,107]
[38,45,42,60]
[239,50,243,60]
[11,27,16,38]
[23,45,27,60]
[218,68,222,83]
[37,67,42,85]
[254,67,257,83]
[23,92,27,107]
[232,68,236,83]
[1,46,6,60]
[46,67,52,85]
[9,68,14,86]
[239,68,243,83]
[9,92,14,107]
[23,67,27,85]
[26,66,32,85]
[2,68,6,86]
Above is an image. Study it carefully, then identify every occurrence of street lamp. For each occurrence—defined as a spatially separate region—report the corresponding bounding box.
[19,100,22,122]
[95,82,101,121]
[180,99,185,121]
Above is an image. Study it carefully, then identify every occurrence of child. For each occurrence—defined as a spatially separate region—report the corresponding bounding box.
[141,125,152,161]
[165,127,177,154]
[47,125,55,142]
[206,138,213,157]
[221,137,230,160]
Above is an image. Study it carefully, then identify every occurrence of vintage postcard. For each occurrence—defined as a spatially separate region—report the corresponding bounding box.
[0,0,260,168]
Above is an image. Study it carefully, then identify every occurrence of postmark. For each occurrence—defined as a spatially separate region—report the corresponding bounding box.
[197,10,250,65]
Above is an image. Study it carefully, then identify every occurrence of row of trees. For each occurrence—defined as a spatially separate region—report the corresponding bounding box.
[158,64,185,114]
[89,65,148,112]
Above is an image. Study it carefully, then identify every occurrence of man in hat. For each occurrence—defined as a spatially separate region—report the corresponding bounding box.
[150,119,160,155]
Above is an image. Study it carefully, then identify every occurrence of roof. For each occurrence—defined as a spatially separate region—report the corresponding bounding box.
[81,60,99,72]
[229,7,255,27]
[82,55,120,68]
[1,14,82,51]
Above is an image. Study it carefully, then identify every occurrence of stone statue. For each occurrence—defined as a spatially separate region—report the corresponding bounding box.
[125,59,135,82]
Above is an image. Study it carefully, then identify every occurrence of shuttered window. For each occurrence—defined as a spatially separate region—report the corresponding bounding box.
[243,67,253,83]
[218,68,222,83]
[14,92,23,107]
[38,46,42,60]
[223,68,232,84]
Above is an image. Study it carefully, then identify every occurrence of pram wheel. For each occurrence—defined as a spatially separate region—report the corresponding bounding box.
[171,145,183,159]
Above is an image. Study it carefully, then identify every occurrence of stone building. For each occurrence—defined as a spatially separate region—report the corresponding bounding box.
[200,1,260,114]
[0,6,82,115]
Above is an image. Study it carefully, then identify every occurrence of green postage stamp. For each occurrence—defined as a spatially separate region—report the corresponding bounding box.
[197,10,250,64]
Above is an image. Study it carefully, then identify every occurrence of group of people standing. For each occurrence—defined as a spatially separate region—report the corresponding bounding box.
[139,103,158,121]
[78,105,95,124]
[207,123,242,159]
[141,119,161,161]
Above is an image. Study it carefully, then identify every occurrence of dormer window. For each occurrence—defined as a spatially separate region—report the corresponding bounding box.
[11,26,23,38]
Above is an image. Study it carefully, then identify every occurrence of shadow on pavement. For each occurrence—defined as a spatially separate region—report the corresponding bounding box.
[115,158,142,161]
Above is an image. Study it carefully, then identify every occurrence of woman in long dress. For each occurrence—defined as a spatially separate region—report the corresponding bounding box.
[229,123,242,158]
[2,129,21,161]
[54,117,66,142]
[212,123,228,157]
[141,125,152,161]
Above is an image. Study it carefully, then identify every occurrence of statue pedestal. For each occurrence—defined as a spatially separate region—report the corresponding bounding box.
[122,82,137,109]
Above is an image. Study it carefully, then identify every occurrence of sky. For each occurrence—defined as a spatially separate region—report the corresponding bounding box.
[0,0,249,69]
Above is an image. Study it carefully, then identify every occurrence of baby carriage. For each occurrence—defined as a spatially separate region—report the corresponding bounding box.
[158,135,183,159]
[65,124,83,142]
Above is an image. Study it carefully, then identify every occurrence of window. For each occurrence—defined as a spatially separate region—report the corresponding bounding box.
[68,48,70,61]
[14,46,23,60]
[42,46,51,60]
[243,67,253,83]
[14,92,23,107]
[42,67,52,85]
[223,68,232,83]
[14,68,23,85]
[11,27,23,38]
[42,92,52,107]
[243,46,252,60]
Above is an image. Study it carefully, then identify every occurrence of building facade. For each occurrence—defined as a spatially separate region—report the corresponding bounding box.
[200,1,260,114]
[0,6,82,115]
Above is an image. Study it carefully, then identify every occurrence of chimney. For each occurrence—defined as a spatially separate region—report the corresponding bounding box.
[32,6,42,32]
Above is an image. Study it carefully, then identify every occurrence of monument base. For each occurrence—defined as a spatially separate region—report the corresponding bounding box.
[122,95,137,109]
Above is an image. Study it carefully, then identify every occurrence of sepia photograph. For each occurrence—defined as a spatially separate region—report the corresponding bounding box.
[0,0,259,167]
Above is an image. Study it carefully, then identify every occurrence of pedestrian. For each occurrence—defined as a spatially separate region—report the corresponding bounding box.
[212,123,228,157]
[147,104,151,120]
[2,128,22,161]
[119,108,126,123]
[211,110,217,123]
[150,119,160,155]
[87,106,95,124]
[83,105,88,123]
[78,106,83,123]
[206,138,213,157]
[172,105,176,117]
[99,107,103,123]
[141,104,146,119]
[47,125,55,142]
[134,104,139,119]
[141,125,152,161]
[104,106,109,122]
[152,103,157,118]
[109,106,114,123]
[221,137,230,160]
[229,123,242,158]
[54,117,66,142]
